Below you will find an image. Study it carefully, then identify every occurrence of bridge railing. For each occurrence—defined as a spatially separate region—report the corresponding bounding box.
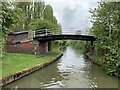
[34,29,82,37]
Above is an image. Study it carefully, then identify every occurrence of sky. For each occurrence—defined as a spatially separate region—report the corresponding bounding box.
[44,0,100,34]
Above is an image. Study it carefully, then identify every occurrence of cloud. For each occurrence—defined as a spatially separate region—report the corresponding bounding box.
[62,7,77,28]
[44,0,100,34]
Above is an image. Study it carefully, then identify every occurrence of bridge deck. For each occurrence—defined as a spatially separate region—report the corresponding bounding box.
[34,34,96,41]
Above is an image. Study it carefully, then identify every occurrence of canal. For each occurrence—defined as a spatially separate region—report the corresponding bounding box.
[4,47,118,88]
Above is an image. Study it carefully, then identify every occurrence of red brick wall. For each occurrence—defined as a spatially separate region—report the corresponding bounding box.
[14,33,28,42]
[6,41,34,54]
[7,33,28,42]
[6,32,48,55]
[7,35,14,41]
[6,41,48,55]
[38,41,48,55]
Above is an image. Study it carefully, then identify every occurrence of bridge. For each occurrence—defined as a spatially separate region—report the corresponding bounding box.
[33,29,96,41]
[32,29,96,55]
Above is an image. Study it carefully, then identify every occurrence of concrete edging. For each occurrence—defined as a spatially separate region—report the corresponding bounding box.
[0,53,63,86]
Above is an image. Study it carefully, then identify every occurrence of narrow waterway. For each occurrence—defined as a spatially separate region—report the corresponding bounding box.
[4,47,118,88]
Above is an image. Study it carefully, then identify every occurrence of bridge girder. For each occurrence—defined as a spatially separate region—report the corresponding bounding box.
[34,35,96,41]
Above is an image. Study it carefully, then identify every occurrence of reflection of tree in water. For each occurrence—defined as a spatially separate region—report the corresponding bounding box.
[86,61,118,88]
[67,47,118,88]
[4,61,64,88]
[70,45,85,54]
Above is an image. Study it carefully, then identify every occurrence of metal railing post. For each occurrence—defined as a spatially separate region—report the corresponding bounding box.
[45,29,47,36]
[53,31,54,35]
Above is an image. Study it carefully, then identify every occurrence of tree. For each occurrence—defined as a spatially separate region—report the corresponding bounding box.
[34,1,45,19]
[29,3,61,33]
[2,2,19,37]
[1,2,19,57]
[28,19,60,31]
[15,2,32,30]
[43,5,54,22]
[90,2,120,77]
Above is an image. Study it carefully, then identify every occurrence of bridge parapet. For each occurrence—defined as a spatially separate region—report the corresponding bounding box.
[34,29,88,37]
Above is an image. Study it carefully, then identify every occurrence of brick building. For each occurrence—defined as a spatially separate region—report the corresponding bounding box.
[6,31,48,55]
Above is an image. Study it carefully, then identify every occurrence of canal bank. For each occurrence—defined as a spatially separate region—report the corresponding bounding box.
[1,52,63,86]
[3,47,118,88]
[85,53,101,66]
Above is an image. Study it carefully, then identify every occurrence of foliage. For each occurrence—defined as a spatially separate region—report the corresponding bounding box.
[1,2,19,56]
[104,46,119,76]
[2,1,59,33]
[43,5,54,22]
[52,40,67,47]
[28,3,61,34]
[90,2,120,77]
[28,19,60,31]
[69,40,86,52]
[14,2,32,30]
[2,2,19,37]
[34,2,45,19]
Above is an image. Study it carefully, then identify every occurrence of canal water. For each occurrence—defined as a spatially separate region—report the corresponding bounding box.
[4,47,118,88]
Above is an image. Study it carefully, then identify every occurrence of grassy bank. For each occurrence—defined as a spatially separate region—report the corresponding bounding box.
[85,53,103,66]
[49,47,61,55]
[2,48,61,78]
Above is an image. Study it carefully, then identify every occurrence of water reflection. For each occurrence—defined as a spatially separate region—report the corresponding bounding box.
[4,47,118,88]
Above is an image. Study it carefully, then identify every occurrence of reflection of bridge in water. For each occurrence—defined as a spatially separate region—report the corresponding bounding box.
[34,29,96,41]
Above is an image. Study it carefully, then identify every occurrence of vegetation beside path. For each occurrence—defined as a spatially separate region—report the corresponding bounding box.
[2,48,61,78]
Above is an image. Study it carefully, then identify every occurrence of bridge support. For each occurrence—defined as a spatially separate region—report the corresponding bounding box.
[85,41,95,55]
[34,41,48,55]
[39,41,48,55]
[90,41,94,55]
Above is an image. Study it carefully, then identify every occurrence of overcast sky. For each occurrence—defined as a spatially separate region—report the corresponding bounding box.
[44,0,100,34]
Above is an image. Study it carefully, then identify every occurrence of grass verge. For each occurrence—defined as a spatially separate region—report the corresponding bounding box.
[2,48,61,78]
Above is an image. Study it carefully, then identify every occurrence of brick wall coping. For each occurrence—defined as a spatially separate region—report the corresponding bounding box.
[8,31,28,35]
